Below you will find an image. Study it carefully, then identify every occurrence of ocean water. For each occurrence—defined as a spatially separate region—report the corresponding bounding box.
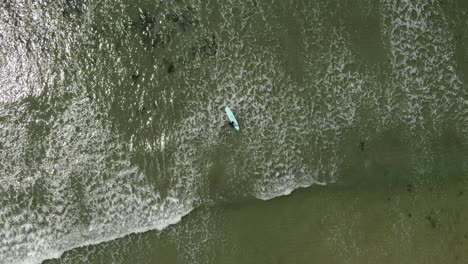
[1,0,467,263]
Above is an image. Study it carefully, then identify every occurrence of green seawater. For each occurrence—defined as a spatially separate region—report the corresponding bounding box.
[46,125,468,264]
[1,0,467,263]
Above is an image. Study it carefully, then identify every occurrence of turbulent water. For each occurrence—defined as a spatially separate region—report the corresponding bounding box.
[0,0,467,263]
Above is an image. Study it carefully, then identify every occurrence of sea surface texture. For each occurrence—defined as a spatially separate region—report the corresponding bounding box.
[1,0,467,263]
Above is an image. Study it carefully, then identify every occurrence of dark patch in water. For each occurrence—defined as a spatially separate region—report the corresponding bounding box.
[131,73,140,83]
[185,34,218,62]
[190,46,198,59]
[62,0,86,19]
[167,63,175,74]
[140,10,155,31]
[201,34,218,56]
[167,14,179,23]
[383,168,389,177]
[136,106,149,116]
[359,140,365,151]
[406,183,414,193]
[425,210,440,229]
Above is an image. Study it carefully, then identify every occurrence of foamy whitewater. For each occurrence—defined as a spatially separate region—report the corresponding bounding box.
[1,0,467,263]
[0,96,194,263]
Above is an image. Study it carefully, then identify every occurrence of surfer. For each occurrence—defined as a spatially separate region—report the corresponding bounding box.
[225,106,240,131]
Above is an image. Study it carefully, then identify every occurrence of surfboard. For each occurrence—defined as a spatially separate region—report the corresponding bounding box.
[225,106,240,131]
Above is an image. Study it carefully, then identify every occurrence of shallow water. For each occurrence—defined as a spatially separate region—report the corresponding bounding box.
[1,0,467,263]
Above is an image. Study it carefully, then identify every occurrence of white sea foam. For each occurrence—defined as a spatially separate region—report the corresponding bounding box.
[0,1,84,104]
[378,0,468,188]
[203,2,359,201]
[15,206,192,264]
[3,0,467,262]
[381,0,466,135]
[0,96,195,264]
